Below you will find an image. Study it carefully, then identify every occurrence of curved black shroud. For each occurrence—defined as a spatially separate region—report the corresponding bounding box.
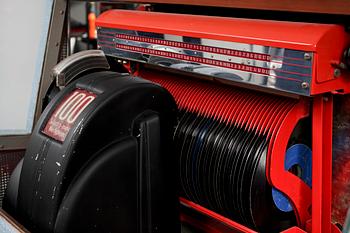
[3,71,179,233]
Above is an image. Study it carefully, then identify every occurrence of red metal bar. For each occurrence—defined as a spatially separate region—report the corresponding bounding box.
[282,226,307,233]
[311,95,334,233]
[180,198,257,233]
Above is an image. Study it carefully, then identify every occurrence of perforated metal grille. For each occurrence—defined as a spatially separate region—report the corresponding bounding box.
[0,150,24,207]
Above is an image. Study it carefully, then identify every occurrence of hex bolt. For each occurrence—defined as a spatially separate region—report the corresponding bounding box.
[301,82,309,89]
[334,68,341,77]
[304,53,311,60]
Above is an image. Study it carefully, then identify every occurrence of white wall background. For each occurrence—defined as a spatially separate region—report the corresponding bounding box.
[0,0,53,135]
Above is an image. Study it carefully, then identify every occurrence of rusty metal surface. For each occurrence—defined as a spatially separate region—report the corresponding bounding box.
[333,95,350,226]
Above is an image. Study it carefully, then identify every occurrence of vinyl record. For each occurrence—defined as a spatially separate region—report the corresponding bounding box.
[141,72,306,232]
[175,110,298,232]
[190,117,213,204]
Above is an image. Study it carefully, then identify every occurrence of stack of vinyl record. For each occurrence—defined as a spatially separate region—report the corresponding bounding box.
[143,73,307,232]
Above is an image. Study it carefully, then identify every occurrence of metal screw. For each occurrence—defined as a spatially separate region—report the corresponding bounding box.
[59,10,64,15]
[334,68,341,77]
[301,82,309,89]
[304,53,311,60]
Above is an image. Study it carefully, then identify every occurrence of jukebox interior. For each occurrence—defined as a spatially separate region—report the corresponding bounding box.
[2,8,350,233]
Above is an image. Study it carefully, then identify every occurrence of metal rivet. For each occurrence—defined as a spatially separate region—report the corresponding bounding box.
[334,68,341,77]
[304,53,311,60]
[59,10,64,15]
[301,82,309,89]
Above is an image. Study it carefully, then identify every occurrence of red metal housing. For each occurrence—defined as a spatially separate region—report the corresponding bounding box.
[96,9,349,233]
[96,10,350,95]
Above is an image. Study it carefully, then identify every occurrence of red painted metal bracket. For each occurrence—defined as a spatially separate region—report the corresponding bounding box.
[312,95,341,233]
[180,197,257,233]
[268,99,311,227]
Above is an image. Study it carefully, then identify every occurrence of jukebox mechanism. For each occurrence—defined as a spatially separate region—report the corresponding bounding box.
[3,9,350,233]
[94,10,350,233]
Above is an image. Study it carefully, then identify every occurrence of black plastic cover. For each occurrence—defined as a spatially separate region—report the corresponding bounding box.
[4,71,179,233]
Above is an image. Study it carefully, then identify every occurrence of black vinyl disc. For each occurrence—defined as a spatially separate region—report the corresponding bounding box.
[176,111,196,199]
[189,117,212,204]
[222,124,246,220]
[175,109,298,232]
[186,115,210,203]
[230,127,255,223]
[218,124,241,218]
[243,137,268,228]
[207,121,230,212]
[198,119,221,210]
[212,123,236,214]
[196,118,219,208]
[238,132,265,226]
[249,141,296,233]
[181,112,201,201]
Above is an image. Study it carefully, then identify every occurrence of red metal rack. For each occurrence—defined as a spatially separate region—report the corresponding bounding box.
[96,10,350,233]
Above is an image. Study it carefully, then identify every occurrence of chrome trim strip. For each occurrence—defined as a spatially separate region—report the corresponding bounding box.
[97,28,313,96]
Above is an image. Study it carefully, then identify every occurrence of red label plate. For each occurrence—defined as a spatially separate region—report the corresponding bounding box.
[42,89,96,142]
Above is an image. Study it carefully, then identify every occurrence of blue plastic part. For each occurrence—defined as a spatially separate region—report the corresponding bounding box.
[272,144,312,212]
